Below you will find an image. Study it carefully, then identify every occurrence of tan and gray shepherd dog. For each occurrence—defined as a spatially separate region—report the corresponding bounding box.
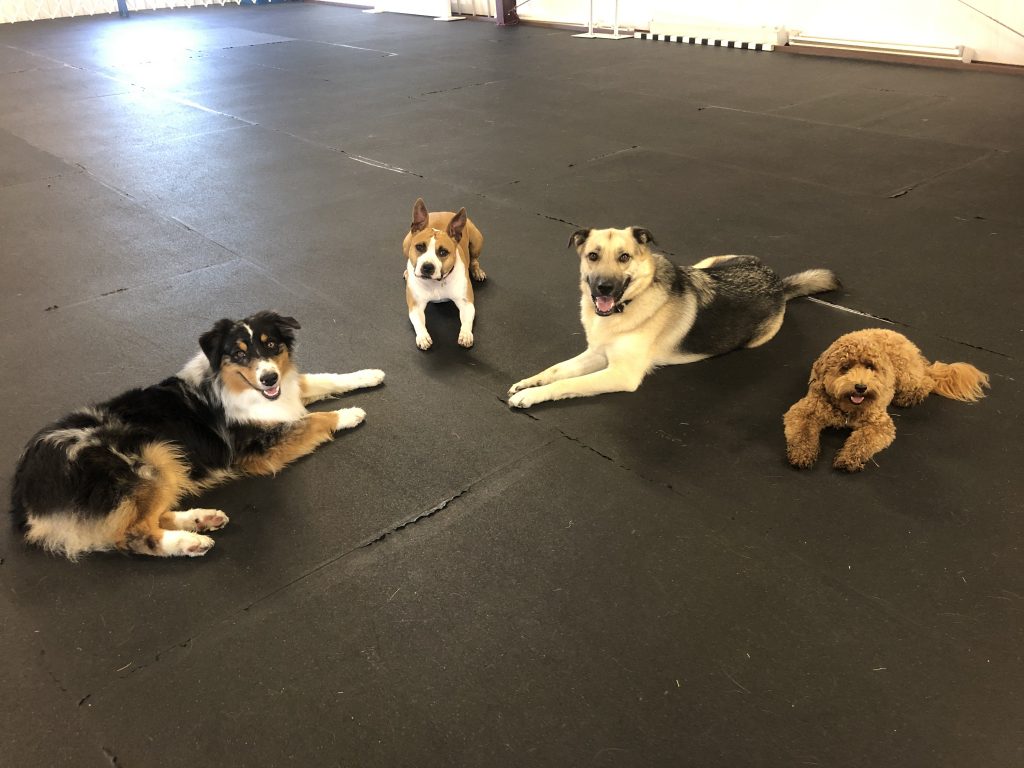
[508,226,840,408]
[784,328,989,472]
[403,198,485,350]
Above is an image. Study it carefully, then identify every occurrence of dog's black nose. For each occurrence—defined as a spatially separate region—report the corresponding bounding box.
[260,371,279,387]
[854,384,867,393]
[596,281,615,296]
[421,262,435,276]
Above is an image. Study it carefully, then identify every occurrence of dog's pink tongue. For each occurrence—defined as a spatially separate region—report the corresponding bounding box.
[595,296,616,314]
[264,385,280,398]
[850,395,865,404]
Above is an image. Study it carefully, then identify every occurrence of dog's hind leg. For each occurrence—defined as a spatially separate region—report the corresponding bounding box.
[746,309,786,348]
[114,443,215,557]
[236,410,362,477]
[160,509,230,532]
[300,370,386,404]
[116,497,214,558]
[468,226,486,282]
[891,377,935,408]
[119,511,215,557]
[508,349,607,397]
[692,255,742,269]
[833,416,896,473]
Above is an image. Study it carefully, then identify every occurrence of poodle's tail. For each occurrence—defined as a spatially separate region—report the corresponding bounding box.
[782,269,842,301]
[928,361,990,402]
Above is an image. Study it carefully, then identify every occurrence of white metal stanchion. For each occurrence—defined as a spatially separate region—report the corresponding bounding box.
[572,0,629,40]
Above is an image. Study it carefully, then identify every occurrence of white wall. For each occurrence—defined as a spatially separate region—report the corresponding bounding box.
[5,0,1020,65]
[518,0,1024,65]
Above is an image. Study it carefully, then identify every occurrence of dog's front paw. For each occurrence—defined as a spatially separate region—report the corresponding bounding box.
[334,407,366,430]
[833,453,866,473]
[508,378,537,396]
[352,368,385,388]
[508,389,543,409]
[471,264,487,282]
[416,333,433,351]
[786,446,818,469]
[458,330,474,348]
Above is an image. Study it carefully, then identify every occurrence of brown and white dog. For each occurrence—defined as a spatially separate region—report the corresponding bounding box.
[403,198,485,350]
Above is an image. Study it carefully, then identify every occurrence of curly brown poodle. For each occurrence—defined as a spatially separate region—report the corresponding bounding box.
[784,328,989,472]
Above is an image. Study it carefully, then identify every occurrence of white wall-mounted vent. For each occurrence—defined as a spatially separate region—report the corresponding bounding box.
[788,34,974,63]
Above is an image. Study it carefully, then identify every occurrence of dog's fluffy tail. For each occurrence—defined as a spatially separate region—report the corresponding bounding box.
[782,269,841,301]
[928,361,990,402]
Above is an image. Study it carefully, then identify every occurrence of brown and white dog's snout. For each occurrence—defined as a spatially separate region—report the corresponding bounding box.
[414,241,445,281]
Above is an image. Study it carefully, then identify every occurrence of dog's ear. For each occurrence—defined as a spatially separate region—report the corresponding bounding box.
[410,198,429,234]
[568,229,590,249]
[632,227,655,245]
[809,350,831,389]
[446,208,467,243]
[270,314,301,331]
[199,318,234,370]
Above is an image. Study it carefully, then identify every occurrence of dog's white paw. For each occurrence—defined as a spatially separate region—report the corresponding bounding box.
[176,509,229,532]
[416,333,433,351]
[471,264,487,282]
[508,389,540,409]
[161,530,215,557]
[334,407,366,430]
[352,368,385,388]
[508,378,536,396]
[458,330,474,348]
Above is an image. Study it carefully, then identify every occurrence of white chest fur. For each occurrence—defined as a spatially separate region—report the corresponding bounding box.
[222,369,306,425]
[406,252,470,305]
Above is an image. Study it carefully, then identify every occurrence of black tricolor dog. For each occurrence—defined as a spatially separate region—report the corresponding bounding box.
[10,311,384,560]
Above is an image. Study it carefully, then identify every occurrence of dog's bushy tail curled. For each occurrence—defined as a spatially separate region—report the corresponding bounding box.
[928,361,990,402]
[782,269,841,301]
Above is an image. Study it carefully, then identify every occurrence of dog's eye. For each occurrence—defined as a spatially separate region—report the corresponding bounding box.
[266,340,276,350]
[437,247,449,258]
[415,243,427,254]
[232,350,247,363]
[587,252,599,262]
[618,253,631,263]
[864,362,874,371]
[838,363,850,373]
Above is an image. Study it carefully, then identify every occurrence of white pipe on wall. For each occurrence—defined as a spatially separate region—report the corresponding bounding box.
[515,0,1024,64]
